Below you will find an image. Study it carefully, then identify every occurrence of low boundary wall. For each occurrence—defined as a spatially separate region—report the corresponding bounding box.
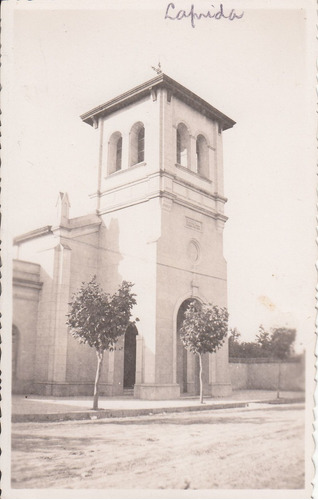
[229,358,305,391]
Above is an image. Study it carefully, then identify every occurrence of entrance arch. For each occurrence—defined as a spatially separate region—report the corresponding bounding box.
[176,299,200,394]
[123,323,138,389]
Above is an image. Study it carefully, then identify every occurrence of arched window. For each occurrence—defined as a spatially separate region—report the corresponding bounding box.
[196,134,209,178]
[176,123,189,168]
[130,122,145,166]
[108,132,123,175]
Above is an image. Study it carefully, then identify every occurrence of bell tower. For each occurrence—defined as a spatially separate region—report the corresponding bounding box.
[81,73,235,399]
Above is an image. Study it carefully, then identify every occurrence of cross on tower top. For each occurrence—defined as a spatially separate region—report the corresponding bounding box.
[151,62,162,75]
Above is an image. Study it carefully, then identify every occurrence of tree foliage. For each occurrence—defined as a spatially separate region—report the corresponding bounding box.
[256,325,272,355]
[67,277,136,352]
[179,301,228,403]
[229,325,296,361]
[229,327,264,358]
[229,327,241,343]
[66,276,136,409]
[270,327,296,360]
[180,301,228,355]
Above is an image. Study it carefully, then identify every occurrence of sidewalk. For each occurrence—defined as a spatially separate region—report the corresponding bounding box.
[11,390,305,423]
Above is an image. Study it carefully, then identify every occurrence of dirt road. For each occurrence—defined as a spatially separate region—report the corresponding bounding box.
[11,404,305,490]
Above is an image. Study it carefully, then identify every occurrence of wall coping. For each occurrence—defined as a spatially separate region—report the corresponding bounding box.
[229,357,302,364]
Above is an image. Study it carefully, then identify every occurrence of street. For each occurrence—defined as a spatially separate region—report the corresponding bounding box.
[11,404,305,490]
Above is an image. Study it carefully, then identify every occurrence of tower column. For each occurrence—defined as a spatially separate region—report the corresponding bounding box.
[121,131,129,171]
[47,243,72,393]
[189,135,197,173]
[135,335,143,385]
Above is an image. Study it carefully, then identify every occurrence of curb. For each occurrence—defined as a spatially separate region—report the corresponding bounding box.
[263,397,305,405]
[12,401,248,423]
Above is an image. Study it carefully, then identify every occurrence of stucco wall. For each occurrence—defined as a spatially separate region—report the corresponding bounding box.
[230,359,305,391]
[12,260,42,393]
[155,198,229,392]
[65,230,102,386]
[99,197,159,389]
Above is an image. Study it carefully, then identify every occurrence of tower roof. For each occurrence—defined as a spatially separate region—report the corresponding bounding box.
[80,73,235,131]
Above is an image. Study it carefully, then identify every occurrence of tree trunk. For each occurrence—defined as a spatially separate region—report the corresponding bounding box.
[199,354,204,404]
[93,350,104,410]
[276,362,281,399]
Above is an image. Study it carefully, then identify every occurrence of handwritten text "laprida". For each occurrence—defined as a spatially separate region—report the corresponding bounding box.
[165,3,244,28]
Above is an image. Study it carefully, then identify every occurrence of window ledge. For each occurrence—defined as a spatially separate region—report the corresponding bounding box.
[130,161,146,169]
[174,163,212,183]
[107,162,146,178]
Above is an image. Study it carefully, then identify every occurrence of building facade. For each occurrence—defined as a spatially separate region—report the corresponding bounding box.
[12,74,235,399]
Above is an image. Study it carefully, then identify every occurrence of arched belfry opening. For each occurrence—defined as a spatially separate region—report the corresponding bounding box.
[129,122,145,166]
[176,299,200,395]
[176,123,190,167]
[196,134,209,178]
[108,131,123,174]
[123,323,138,389]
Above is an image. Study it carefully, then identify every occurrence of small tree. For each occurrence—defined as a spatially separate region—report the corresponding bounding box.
[256,324,272,356]
[228,327,243,358]
[66,276,136,410]
[270,327,296,398]
[229,327,241,343]
[179,301,228,404]
[229,328,264,359]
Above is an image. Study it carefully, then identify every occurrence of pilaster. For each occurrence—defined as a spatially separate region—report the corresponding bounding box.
[215,126,224,196]
[47,243,72,384]
[135,335,143,385]
[189,135,197,173]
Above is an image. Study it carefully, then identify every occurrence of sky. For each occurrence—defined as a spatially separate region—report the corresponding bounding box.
[3,0,316,351]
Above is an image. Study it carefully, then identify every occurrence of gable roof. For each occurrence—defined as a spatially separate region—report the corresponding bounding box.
[80,73,235,131]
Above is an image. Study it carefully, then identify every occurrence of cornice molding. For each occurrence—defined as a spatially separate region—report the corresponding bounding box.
[81,74,235,131]
[13,277,43,290]
[162,192,228,222]
[14,226,52,245]
[96,170,227,205]
[13,258,41,269]
[14,217,102,246]
[97,189,228,224]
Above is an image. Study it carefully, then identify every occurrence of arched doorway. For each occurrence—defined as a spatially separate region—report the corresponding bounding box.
[123,323,138,389]
[177,299,200,394]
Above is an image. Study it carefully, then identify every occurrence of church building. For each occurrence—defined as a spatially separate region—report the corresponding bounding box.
[12,73,235,399]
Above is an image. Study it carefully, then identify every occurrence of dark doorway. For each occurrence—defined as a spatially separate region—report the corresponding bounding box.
[177,299,200,394]
[123,324,137,388]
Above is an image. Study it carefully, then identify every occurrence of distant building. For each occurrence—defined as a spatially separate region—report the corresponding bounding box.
[12,74,235,399]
